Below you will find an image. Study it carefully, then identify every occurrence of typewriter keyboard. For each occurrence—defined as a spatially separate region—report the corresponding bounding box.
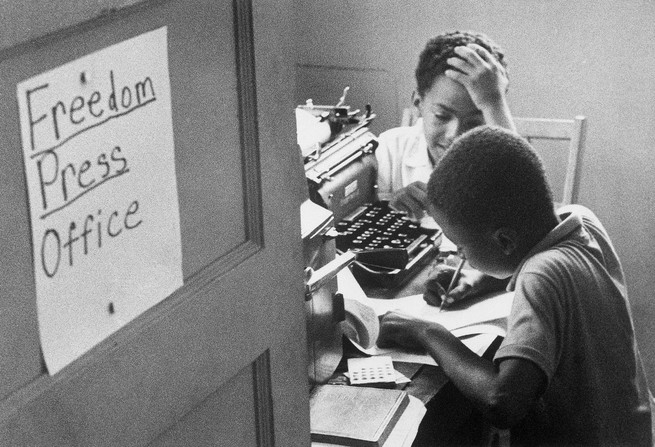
[334,201,439,270]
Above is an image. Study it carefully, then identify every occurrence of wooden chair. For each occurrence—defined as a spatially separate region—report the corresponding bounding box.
[514,116,587,205]
[399,108,587,205]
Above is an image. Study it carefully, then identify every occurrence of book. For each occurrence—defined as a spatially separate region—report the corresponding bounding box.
[310,384,410,447]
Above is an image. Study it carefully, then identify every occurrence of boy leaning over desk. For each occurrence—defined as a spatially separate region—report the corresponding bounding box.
[377,126,653,446]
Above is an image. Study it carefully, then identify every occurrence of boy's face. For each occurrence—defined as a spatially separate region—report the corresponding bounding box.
[414,75,484,163]
[430,206,516,279]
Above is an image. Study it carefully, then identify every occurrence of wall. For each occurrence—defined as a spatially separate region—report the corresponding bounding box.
[294,0,655,387]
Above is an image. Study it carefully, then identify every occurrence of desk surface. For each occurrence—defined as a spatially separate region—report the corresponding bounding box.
[334,258,505,446]
[332,335,502,400]
[325,336,503,446]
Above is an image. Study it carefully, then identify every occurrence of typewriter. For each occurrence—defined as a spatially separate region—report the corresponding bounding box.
[334,201,441,288]
[298,91,442,289]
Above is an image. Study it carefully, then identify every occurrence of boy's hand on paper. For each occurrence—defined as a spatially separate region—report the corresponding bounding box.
[377,310,429,350]
[444,44,509,113]
[388,181,428,221]
[424,265,507,308]
[424,263,470,307]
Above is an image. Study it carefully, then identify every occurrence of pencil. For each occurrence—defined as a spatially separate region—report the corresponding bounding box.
[440,257,466,312]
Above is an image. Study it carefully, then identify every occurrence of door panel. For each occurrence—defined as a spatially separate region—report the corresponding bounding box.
[0,0,310,445]
[151,352,270,447]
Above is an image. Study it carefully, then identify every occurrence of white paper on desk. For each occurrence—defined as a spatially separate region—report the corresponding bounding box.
[360,291,513,332]
[451,321,508,338]
[312,395,426,447]
[337,269,512,365]
[336,262,514,333]
[381,395,426,447]
[350,333,499,366]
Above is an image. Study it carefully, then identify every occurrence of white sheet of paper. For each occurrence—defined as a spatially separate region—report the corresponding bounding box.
[337,269,512,365]
[17,27,182,374]
[338,266,513,332]
[358,291,513,332]
[349,333,499,366]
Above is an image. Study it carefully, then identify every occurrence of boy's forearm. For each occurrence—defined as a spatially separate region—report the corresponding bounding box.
[481,98,515,132]
[415,323,499,405]
[412,322,543,428]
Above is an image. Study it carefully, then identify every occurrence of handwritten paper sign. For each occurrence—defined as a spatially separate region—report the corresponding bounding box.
[17,27,183,374]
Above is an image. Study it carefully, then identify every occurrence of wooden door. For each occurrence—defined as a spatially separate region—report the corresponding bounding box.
[0,0,310,445]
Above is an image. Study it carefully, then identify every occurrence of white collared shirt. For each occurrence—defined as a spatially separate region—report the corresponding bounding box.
[375,119,433,200]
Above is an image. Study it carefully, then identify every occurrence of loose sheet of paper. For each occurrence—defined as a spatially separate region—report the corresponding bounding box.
[17,27,182,374]
[338,268,512,365]
[350,333,500,366]
[359,291,513,332]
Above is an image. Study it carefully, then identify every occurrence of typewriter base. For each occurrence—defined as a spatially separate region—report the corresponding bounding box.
[348,242,440,291]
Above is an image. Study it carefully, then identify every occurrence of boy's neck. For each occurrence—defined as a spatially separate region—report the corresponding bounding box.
[513,212,561,266]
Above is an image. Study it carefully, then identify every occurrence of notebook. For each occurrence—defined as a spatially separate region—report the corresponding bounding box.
[310,384,410,447]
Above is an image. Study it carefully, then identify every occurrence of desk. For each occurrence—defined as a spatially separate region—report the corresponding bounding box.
[329,261,506,446]
[323,336,502,446]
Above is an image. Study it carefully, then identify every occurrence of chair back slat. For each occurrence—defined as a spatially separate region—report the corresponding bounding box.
[398,109,588,205]
[515,116,587,205]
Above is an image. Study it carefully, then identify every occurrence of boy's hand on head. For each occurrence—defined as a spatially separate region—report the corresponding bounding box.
[444,44,509,112]
[377,310,427,350]
[388,181,428,221]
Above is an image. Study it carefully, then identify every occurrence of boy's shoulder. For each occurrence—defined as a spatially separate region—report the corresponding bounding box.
[514,206,591,277]
[517,204,614,282]
[557,204,613,250]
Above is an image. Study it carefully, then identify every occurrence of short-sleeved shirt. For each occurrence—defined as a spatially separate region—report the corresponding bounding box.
[374,119,433,201]
[495,205,652,446]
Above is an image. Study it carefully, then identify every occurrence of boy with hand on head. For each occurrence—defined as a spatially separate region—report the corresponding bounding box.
[378,126,653,446]
[375,31,514,223]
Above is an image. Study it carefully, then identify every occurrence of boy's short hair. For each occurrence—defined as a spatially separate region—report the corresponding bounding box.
[415,31,507,97]
[428,126,554,236]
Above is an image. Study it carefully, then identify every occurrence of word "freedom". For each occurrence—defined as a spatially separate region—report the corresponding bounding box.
[24,70,156,154]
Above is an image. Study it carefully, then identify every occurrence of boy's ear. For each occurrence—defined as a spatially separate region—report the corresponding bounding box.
[411,90,422,111]
[491,227,518,256]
